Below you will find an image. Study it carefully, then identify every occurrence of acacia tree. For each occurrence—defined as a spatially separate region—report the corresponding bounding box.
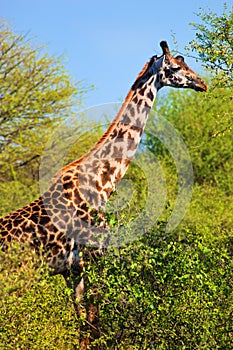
[0,21,87,214]
[186,4,233,86]
[0,21,84,181]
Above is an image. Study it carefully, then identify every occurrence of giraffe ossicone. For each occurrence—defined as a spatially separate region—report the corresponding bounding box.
[0,41,208,275]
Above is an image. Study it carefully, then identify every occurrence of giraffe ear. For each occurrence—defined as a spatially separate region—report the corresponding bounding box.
[160,41,170,56]
[175,55,185,62]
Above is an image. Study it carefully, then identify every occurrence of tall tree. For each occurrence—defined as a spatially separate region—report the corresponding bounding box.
[0,21,86,213]
[0,21,82,176]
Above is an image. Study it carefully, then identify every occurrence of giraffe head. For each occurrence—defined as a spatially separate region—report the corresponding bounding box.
[153,41,208,92]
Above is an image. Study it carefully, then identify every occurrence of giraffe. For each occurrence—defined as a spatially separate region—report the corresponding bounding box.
[0,41,207,349]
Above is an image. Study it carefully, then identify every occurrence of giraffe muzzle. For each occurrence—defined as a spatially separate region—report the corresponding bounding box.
[193,77,208,92]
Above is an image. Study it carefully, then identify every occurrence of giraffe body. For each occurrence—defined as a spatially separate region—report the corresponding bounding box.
[0,41,207,275]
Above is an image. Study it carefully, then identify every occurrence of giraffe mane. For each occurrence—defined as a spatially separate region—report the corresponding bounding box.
[93,56,159,144]
[131,55,158,91]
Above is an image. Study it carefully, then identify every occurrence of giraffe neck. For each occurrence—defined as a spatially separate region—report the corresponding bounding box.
[85,57,160,163]
[64,61,160,210]
[88,75,157,170]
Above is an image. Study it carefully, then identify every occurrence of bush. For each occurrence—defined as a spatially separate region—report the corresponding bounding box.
[85,221,233,349]
[0,244,80,349]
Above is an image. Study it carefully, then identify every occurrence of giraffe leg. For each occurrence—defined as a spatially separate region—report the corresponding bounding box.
[61,270,84,317]
[74,274,101,350]
[62,272,89,348]
[62,269,101,349]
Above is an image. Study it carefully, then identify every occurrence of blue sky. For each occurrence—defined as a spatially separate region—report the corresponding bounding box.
[2,0,229,106]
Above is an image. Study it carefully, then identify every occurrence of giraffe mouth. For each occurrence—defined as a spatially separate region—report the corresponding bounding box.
[195,85,208,92]
[194,81,208,92]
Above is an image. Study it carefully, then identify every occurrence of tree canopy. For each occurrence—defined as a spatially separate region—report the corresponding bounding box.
[0,21,83,181]
[186,4,233,86]
[0,22,102,215]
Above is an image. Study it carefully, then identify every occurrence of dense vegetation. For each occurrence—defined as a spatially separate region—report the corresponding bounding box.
[0,5,232,349]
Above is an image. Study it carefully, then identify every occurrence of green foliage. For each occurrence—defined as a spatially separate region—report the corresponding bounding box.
[145,86,233,189]
[186,4,233,86]
[0,180,39,216]
[86,221,233,349]
[0,21,82,177]
[0,244,80,349]
[0,20,85,214]
[0,21,101,214]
